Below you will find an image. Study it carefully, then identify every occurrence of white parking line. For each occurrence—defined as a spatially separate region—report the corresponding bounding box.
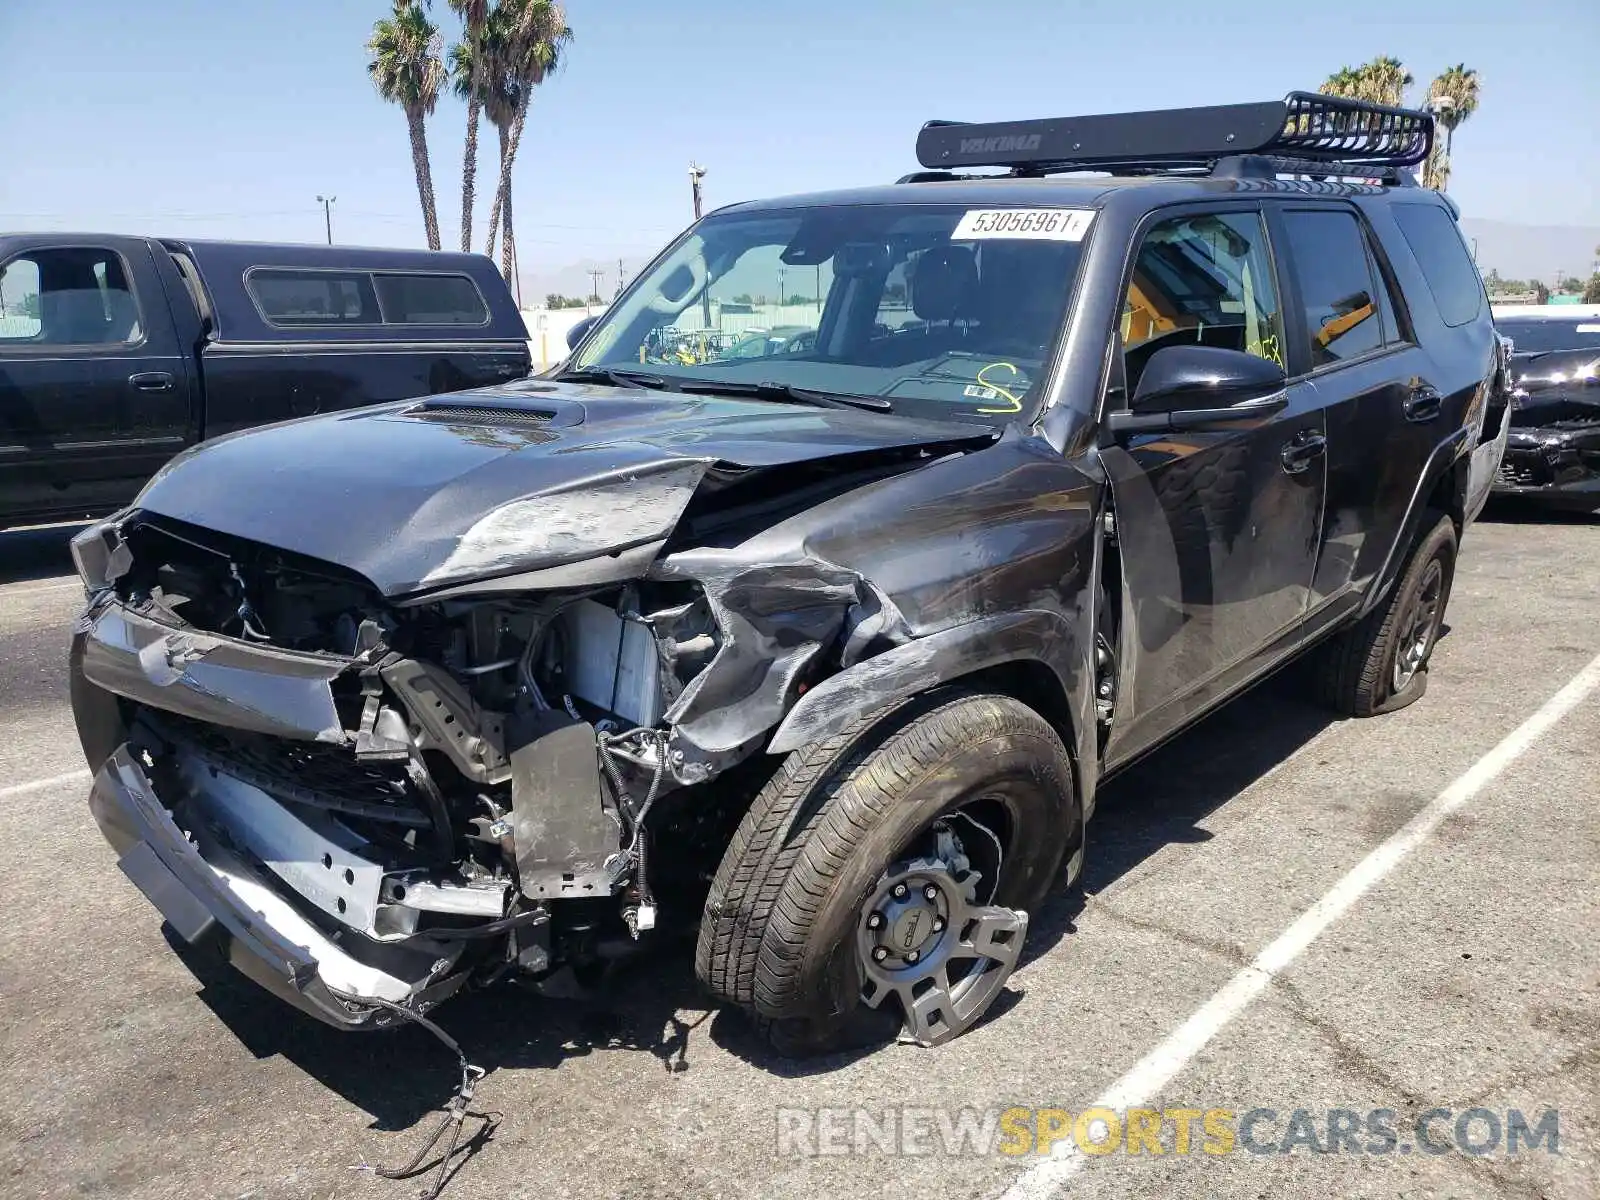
[0,768,91,802]
[999,650,1600,1200]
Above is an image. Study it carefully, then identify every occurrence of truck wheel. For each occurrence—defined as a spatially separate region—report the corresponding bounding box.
[1313,512,1457,717]
[696,689,1080,1056]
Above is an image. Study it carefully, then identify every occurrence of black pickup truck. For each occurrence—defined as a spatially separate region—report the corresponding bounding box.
[0,236,530,527]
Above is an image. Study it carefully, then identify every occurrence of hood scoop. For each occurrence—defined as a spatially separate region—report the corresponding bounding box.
[400,391,581,430]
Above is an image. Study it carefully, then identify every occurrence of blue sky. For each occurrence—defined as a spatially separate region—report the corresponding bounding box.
[2,0,1596,285]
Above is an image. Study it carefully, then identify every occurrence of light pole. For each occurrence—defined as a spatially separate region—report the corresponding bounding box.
[690,163,712,327]
[316,195,336,244]
[689,162,706,220]
[777,267,786,308]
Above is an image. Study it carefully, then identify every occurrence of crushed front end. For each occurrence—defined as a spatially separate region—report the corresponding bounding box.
[68,510,773,1030]
[1492,348,1600,509]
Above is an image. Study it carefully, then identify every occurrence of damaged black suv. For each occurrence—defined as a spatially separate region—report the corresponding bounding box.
[71,94,1507,1055]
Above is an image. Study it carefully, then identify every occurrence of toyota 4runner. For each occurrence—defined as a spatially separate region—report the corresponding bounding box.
[71,93,1507,1057]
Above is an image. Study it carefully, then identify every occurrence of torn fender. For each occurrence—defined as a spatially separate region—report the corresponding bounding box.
[654,552,873,756]
[768,609,1083,754]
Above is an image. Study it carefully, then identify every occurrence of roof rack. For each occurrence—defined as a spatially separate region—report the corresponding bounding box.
[913,92,1433,178]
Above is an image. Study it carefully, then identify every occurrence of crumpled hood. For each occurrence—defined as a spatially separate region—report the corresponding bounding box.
[134,380,992,595]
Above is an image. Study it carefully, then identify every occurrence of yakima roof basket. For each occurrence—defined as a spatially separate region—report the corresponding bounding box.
[915,92,1434,175]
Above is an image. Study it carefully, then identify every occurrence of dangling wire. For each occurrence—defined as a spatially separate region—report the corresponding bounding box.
[596,727,671,910]
[342,994,493,1200]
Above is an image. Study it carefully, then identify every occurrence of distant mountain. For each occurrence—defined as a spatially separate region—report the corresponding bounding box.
[1459,218,1600,285]
[517,250,661,306]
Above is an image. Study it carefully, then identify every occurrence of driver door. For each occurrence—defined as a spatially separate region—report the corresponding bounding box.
[1100,206,1327,766]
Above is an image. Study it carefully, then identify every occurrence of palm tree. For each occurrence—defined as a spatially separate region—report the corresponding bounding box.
[1416,65,1479,191]
[1363,56,1412,107]
[448,0,491,252]
[1320,57,1412,107]
[1427,64,1481,158]
[483,0,571,283]
[1319,66,1364,100]
[1421,141,1451,191]
[368,1,446,250]
[475,45,524,271]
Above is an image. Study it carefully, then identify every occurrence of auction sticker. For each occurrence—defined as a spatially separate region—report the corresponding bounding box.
[952,208,1095,242]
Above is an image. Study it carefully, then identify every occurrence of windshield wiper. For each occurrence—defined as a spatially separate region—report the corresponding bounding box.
[554,366,678,391]
[673,378,893,412]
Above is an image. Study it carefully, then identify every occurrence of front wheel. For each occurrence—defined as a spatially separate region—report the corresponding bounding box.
[1312,511,1457,717]
[697,690,1081,1056]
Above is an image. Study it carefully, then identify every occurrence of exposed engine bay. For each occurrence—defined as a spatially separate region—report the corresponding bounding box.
[69,494,921,1022]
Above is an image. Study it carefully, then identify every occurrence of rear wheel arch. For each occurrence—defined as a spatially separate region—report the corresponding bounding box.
[1362,430,1470,619]
[1426,455,1468,535]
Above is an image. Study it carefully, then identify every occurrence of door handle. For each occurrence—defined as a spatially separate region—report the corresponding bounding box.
[128,371,175,392]
[1280,431,1327,475]
[1404,385,1442,423]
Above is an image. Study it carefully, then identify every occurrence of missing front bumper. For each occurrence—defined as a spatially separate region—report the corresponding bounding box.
[87,745,468,1031]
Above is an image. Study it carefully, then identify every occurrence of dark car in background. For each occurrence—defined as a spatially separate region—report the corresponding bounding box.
[0,237,530,528]
[1492,312,1600,508]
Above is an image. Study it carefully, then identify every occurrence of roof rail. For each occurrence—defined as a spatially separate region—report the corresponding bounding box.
[913,92,1433,176]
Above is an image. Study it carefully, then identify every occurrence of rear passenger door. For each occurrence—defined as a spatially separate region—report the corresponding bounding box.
[0,239,195,522]
[1268,204,1434,610]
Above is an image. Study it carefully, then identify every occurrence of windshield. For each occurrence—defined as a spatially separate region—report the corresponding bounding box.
[1496,317,1600,355]
[570,203,1093,425]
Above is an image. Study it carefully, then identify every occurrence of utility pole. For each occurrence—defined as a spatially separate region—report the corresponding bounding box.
[616,258,627,299]
[316,195,336,244]
[588,267,605,307]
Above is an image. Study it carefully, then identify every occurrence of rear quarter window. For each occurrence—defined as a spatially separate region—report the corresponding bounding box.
[246,268,490,328]
[248,269,380,326]
[373,273,488,324]
[1392,205,1485,328]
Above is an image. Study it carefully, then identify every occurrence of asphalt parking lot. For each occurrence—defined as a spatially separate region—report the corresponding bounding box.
[1,507,1596,1200]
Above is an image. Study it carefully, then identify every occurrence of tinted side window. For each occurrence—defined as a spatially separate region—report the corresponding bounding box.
[1368,235,1409,347]
[249,269,381,326]
[1393,204,1485,327]
[373,273,489,324]
[0,248,143,346]
[1121,211,1285,397]
[1281,211,1385,368]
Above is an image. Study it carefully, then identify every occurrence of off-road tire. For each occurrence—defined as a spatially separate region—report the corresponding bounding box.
[1313,511,1457,717]
[696,689,1079,1056]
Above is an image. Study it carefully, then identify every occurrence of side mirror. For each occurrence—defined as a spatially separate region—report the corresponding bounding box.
[566,314,599,350]
[1108,345,1287,436]
[1132,344,1286,411]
